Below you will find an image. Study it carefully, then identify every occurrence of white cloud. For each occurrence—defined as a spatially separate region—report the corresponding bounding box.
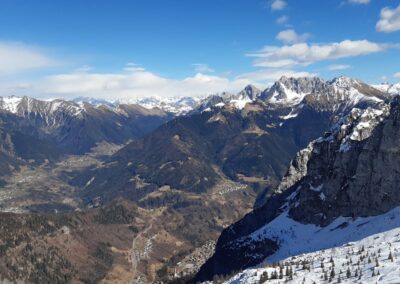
[74,65,92,73]
[18,68,253,100]
[276,29,310,44]
[276,15,289,25]
[271,0,286,11]
[1,65,320,100]
[124,62,145,72]
[192,63,214,73]
[348,0,370,4]
[248,40,387,68]
[0,42,56,74]
[394,72,400,79]
[376,5,400,33]
[328,64,351,71]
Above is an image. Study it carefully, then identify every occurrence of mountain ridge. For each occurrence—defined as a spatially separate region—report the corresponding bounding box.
[195,95,400,282]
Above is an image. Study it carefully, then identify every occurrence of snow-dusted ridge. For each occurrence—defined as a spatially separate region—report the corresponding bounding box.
[373,83,400,95]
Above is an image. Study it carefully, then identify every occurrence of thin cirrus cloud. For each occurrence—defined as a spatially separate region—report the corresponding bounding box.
[248,40,388,68]
[276,15,289,25]
[271,0,287,11]
[328,64,351,71]
[192,63,215,73]
[394,72,400,79]
[376,4,400,33]
[276,29,311,44]
[0,41,57,75]
[348,0,370,4]
[123,62,145,72]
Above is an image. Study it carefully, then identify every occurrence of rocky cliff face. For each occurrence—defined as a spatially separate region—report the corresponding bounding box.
[195,96,400,282]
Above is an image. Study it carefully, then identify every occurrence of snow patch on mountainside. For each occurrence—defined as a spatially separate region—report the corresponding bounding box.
[224,207,400,284]
[268,83,308,106]
[0,96,23,113]
[230,97,253,110]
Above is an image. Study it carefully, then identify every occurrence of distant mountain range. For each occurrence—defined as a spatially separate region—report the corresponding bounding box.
[0,76,399,283]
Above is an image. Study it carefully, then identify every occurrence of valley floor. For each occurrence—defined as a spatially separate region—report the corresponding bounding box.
[0,142,123,213]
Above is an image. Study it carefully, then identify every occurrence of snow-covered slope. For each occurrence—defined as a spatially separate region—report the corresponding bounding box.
[224,210,400,283]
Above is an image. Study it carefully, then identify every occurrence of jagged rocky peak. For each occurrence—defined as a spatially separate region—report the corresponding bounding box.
[259,75,388,112]
[278,76,327,93]
[237,84,261,100]
[261,76,330,105]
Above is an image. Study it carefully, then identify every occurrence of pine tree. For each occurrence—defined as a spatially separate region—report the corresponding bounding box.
[330,268,335,279]
[259,271,269,283]
[346,267,351,278]
[389,251,394,262]
[279,268,283,279]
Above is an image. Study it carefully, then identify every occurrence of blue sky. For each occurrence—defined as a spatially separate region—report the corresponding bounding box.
[0,0,399,99]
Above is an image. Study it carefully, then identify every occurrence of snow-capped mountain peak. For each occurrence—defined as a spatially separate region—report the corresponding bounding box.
[262,76,330,106]
[373,83,400,95]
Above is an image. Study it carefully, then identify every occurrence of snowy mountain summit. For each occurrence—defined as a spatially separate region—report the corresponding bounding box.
[261,76,386,108]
